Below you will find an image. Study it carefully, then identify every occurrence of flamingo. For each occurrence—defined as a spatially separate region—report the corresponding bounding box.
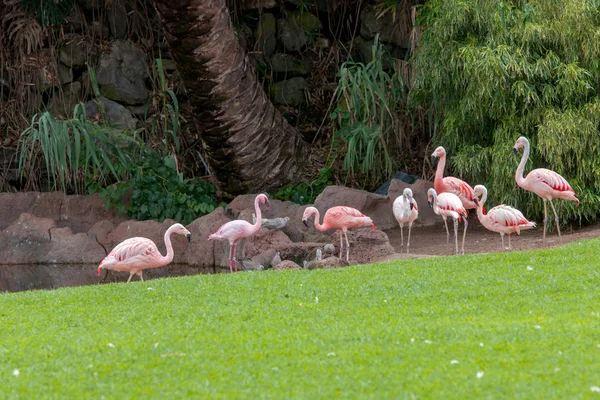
[513,136,579,243]
[472,184,536,251]
[302,206,376,262]
[427,188,468,255]
[97,223,191,283]
[208,193,270,273]
[392,188,418,255]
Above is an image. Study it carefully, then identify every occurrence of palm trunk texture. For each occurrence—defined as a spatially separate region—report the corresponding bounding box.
[155,0,308,198]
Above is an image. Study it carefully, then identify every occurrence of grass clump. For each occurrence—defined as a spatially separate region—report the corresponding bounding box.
[1,239,600,398]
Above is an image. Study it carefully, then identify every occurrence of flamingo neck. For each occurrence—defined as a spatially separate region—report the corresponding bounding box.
[516,141,529,187]
[159,225,176,266]
[252,196,263,232]
[312,209,328,232]
[476,191,487,219]
[434,153,446,189]
[431,194,440,215]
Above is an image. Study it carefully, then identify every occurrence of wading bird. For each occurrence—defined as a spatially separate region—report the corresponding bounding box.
[513,136,578,243]
[472,184,536,251]
[393,188,418,255]
[208,193,270,273]
[98,223,191,283]
[302,206,375,262]
[427,188,468,255]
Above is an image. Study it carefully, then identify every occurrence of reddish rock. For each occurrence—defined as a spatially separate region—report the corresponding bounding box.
[46,227,107,263]
[87,220,117,254]
[185,207,231,269]
[306,256,349,269]
[388,179,439,227]
[330,228,395,264]
[106,219,190,264]
[243,228,293,259]
[273,260,301,270]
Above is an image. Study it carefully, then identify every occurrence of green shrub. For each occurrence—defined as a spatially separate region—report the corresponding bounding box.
[411,0,600,226]
[273,167,333,205]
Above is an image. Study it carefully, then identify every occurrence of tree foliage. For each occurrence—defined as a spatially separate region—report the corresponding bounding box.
[411,0,600,226]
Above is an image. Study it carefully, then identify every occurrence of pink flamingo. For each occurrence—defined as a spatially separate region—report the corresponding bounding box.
[513,136,579,243]
[392,188,418,255]
[208,193,270,273]
[427,188,468,255]
[473,184,536,251]
[97,223,191,283]
[302,206,376,262]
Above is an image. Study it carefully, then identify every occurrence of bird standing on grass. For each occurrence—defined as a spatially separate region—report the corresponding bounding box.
[427,188,468,255]
[208,193,270,273]
[98,223,191,283]
[513,136,578,243]
[393,188,418,255]
[472,184,536,251]
[302,206,376,262]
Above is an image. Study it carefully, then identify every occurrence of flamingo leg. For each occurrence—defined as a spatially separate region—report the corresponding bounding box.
[542,199,548,244]
[228,242,233,273]
[453,218,459,255]
[400,225,404,258]
[139,273,144,282]
[339,231,344,259]
[344,230,350,262]
[127,272,134,283]
[500,233,505,251]
[508,233,512,250]
[548,199,562,243]
[232,242,238,272]
[407,222,412,255]
[460,218,468,255]
[443,217,450,243]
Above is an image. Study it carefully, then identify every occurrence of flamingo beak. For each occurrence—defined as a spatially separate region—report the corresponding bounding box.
[431,155,438,165]
[303,219,308,227]
[428,200,433,208]
[265,200,271,211]
[474,198,479,206]
[513,147,519,155]
[187,233,191,242]
[97,267,102,276]
[409,203,414,210]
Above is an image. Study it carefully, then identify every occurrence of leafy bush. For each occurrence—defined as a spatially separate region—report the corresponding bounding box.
[411,0,600,226]
[273,167,333,205]
[90,154,218,225]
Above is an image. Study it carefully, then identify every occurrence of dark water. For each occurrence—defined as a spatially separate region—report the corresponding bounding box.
[0,264,216,293]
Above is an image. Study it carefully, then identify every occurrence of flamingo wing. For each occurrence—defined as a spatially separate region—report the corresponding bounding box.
[529,168,574,193]
[326,206,365,219]
[101,237,159,268]
[210,219,255,241]
[487,205,534,228]
[443,177,475,201]
[437,193,468,219]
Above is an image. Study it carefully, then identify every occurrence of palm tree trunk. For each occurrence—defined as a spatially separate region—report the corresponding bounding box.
[154,0,308,198]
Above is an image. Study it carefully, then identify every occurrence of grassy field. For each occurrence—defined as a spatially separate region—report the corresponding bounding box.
[1,239,600,399]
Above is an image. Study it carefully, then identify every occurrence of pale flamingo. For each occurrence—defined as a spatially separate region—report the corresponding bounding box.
[472,184,536,251]
[513,136,578,243]
[393,188,418,255]
[302,206,376,262]
[208,193,270,273]
[427,188,468,255]
[97,223,191,283]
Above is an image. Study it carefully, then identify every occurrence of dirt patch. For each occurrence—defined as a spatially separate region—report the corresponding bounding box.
[384,216,600,257]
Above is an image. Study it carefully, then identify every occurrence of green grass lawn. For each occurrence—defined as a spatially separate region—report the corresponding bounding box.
[1,238,600,399]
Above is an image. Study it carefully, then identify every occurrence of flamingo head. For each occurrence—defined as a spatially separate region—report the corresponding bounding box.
[431,146,446,164]
[256,193,270,211]
[403,188,414,210]
[427,188,437,208]
[472,184,488,209]
[513,136,529,154]
[302,206,318,227]
[171,223,192,242]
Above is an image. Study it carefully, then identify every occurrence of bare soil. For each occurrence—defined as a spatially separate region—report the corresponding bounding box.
[381,215,600,260]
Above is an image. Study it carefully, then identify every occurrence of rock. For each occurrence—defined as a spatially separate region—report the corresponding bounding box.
[161,59,178,72]
[330,229,395,264]
[269,53,312,76]
[287,0,329,12]
[96,40,149,105]
[306,256,348,269]
[58,63,73,84]
[185,208,231,269]
[47,83,82,118]
[360,5,412,49]
[241,0,276,9]
[270,77,307,106]
[65,6,85,33]
[59,36,87,67]
[88,220,116,251]
[277,18,306,52]
[35,49,59,92]
[107,2,128,39]
[47,227,107,263]
[243,228,293,259]
[273,260,302,270]
[85,96,138,129]
[91,21,110,38]
[251,214,289,230]
[247,248,277,269]
[255,13,277,57]
[271,251,282,266]
[126,105,146,117]
[388,179,439,226]
[106,219,190,264]
[313,185,396,231]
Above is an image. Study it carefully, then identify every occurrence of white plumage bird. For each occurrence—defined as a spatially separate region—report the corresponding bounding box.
[393,188,419,255]
[427,188,468,255]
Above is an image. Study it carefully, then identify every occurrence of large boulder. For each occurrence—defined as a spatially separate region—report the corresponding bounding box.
[107,2,128,39]
[185,208,231,270]
[269,53,312,77]
[388,179,439,226]
[254,13,277,58]
[330,228,395,264]
[270,77,307,106]
[273,260,302,270]
[59,36,88,67]
[96,40,149,105]
[313,186,396,231]
[278,10,322,52]
[243,228,293,259]
[360,5,412,49]
[85,96,138,129]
